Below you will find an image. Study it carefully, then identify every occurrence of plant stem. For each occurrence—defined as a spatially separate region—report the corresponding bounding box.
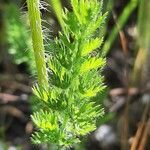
[27,0,48,89]
[102,0,138,55]
[50,0,65,31]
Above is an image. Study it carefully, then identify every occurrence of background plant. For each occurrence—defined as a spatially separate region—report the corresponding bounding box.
[102,0,139,55]
[132,0,150,85]
[27,0,107,148]
[5,3,35,73]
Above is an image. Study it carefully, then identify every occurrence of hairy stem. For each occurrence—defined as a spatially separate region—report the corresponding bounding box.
[27,0,48,88]
[50,0,65,31]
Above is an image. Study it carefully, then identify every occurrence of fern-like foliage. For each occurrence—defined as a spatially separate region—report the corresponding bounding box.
[32,0,107,148]
[5,4,35,72]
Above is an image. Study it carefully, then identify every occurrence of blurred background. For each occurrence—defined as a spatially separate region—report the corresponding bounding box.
[0,0,149,149]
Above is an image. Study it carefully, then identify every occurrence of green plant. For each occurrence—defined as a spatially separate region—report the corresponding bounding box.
[132,0,150,85]
[5,3,35,72]
[49,0,65,31]
[27,0,48,88]
[102,0,139,55]
[27,0,107,148]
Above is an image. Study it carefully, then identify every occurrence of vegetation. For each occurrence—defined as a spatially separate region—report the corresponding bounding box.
[27,0,106,148]
[0,0,149,150]
[5,3,35,72]
[102,0,139,54]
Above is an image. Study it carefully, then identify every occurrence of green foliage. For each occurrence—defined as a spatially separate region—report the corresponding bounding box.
[5,4,35,72]
[30,0,106,148]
